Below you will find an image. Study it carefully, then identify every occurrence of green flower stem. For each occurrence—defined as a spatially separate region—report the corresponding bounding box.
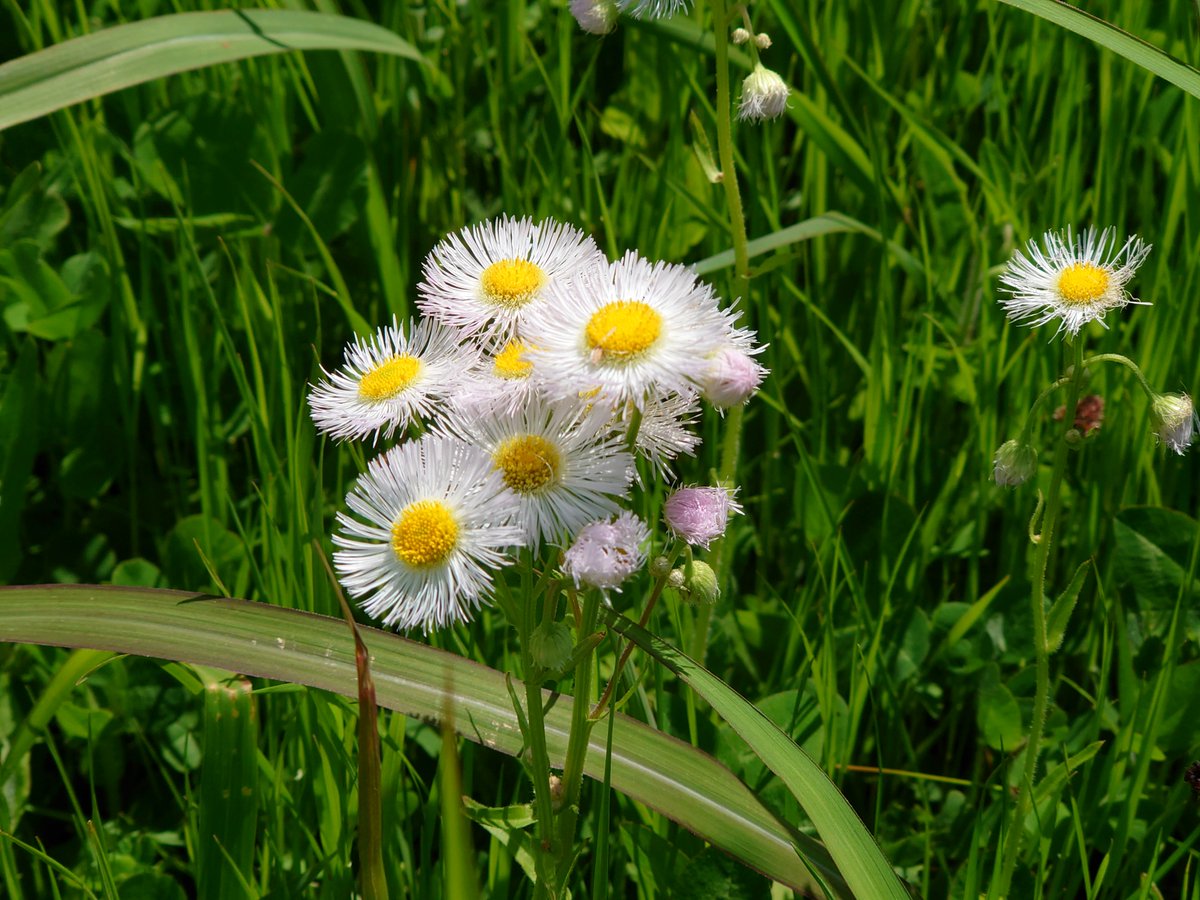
[551,589,602,896]
[1081,352,1156,398]
[691,0,752,665]
[516,563,557,895]
[996,338,1085,897]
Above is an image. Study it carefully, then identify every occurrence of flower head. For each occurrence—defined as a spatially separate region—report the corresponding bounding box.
[993,439,1038,487]
[998,227,1151,337]
[333,435,527,632]
[617,0,691,18]
[738,64,790,122]
[570,0,618,33]
[623,391,702,478]
[702,343,768,409]
[663,485,742,548]
[563,511,649,591]
[418,216,603,339]
[308,318,481,443]
[525,251,738,409]
[438,396,634,546]
[1151,392,1198,455]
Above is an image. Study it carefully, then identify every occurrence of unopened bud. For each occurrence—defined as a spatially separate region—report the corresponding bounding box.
[673,560,720,606]
[650,555,672,578]
[530,622,574,671]
[754,32,772,49]
[731,27,750,44]
[1151,392,1198,455]
[993,439,1037,487]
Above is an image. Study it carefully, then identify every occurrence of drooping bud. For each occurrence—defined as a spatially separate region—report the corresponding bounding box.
[1151,392,1198,455]
[993,439,1038,487]
[738,63,790,122]
[530,621,574,671]
[731,27,751,44]
[672,560,720,605]
[570,0,618,34]
[663,486,742,548]
[754,32,772,49]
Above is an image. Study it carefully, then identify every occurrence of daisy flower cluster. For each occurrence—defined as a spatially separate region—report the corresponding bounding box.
[993,225,1196,489]
[309,216,767,632]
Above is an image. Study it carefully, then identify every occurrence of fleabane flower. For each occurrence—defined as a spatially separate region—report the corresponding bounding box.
[617,0,691,18]
[438,397,634,546]
[998,227,1151,337]
[1151,392,1198,455]
[308,317,481,443]
[455,338,541,415]
[418,215,603,339]
[993,439,1038,487]
[738,63,790,122]
[620,391,702,478]
[333,435,527,632]
[571,0,618,33]
[663,485,742,548]
[525,251,738,409]
[563,511,649,591]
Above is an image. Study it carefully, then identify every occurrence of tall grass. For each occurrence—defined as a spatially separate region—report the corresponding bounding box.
[2,0,1199,896]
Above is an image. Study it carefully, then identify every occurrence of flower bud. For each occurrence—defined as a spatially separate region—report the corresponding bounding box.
[754,32,772,49]
[548,774,566,811]
[1151,392,1198,455]
[672,561,720,605]
[664,486,742,548]
[530,621,574,671]
[702,347,767,408]
[731,27,751,44]
[563,512,649,591]
[738,63,790,122]
[570,0,618,34]
[993,439,1037,487]
[649,555,672,578]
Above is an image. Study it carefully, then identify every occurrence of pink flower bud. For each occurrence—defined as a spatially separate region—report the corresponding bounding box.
[702,347,767,409]
[663,486,742,548]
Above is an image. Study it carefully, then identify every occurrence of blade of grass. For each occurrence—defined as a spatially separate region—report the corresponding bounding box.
[0,585,846,896]
[0,9,427,132]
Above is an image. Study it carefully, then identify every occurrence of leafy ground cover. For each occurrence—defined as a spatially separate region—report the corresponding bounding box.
[1,0,1199,897]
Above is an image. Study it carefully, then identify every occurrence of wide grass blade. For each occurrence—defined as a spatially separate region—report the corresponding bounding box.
[0,10,426,132]
[603,610,910,900]
[0,585,845,896]
[997,0,1200,100]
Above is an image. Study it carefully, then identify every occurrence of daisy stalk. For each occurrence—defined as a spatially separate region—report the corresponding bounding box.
[691,0,751,664]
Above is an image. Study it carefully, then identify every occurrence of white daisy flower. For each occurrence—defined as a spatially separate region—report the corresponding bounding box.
[1151,393,1198,455]
[998,227,1151,337]
[418,215,604,339]
[333,435,527,632]
[524,251,738,409]
[308,318,482,443]
[617,0,691,18]
[616,391,701,478]
[453,337,541,416]
[439,396,634,546]
[563,511,649,591]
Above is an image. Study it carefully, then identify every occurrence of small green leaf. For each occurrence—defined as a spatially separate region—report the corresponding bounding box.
[977,664,1023,752]
[1046,560,1091,653]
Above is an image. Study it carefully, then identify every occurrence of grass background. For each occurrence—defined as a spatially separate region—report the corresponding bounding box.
[2,0,1200,896]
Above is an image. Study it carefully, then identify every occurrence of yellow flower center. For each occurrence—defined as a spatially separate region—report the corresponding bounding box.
[493,434,561,494]
[492,340,534,380]
[480,259,546,308]
[585,301,662,361]
[358,355,422,402]
[390,500,459,568]
[1057,262,1111,304]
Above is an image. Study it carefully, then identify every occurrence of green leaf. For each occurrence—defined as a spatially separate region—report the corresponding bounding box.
[0,586,846,897]
[976,663,1024,753]
[602,610,909,899]
[997,0,1200,101]
[1046,560,1091,653]
[0,10,428,132]
[1114,506,1199,604]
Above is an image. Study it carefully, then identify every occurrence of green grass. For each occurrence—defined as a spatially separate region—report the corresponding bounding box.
[2,0,1200,896]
